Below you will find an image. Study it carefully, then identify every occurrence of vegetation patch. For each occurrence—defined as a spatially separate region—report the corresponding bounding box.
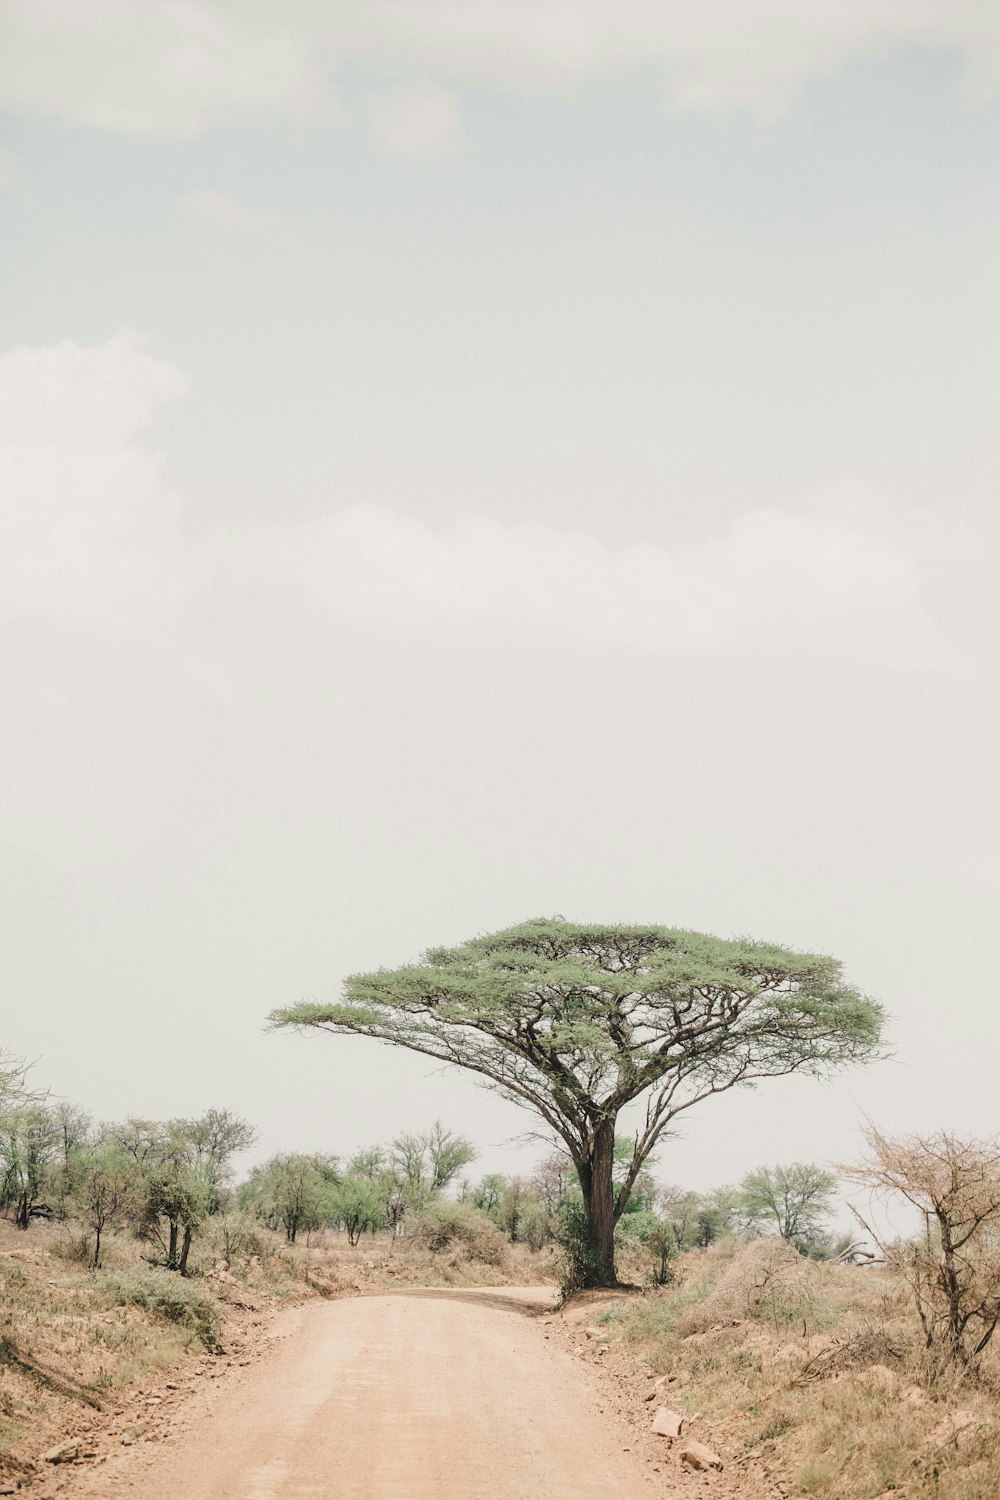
[100,1268,222,1348]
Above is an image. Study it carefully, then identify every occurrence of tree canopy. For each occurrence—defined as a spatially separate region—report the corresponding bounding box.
[271,918,883,1284]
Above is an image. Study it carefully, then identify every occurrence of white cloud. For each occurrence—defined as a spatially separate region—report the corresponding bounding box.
[0,329,956,670]
[0,0,334,138]
[364,83,465,160]
[232,498,955,669]
[1,1,999,137]
[0,330,194,629]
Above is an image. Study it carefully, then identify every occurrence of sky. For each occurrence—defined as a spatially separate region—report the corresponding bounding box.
[2,3,1000,1216]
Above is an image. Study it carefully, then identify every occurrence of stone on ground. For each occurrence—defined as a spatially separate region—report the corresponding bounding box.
[680,1439,724,1471]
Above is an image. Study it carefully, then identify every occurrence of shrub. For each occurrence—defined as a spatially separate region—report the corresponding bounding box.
[844,1128,1000,1367]
[101,1268,221,1347]
[676,1239,819,1336]
[555,1199,604,1294]
[617,1210,677,1284]
[412,1201,508,1266]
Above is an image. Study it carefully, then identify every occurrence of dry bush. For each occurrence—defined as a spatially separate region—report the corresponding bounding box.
[676,1239,819,1336]
[410,1201,509,1268]
[844,1128,1000,1368]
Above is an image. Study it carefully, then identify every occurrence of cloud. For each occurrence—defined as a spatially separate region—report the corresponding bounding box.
[231,500,955,669]
[364,83,465,160]
[0,0,334,139]
[1,2,999,137]
[0,328,956,670]
[0,330,194,630]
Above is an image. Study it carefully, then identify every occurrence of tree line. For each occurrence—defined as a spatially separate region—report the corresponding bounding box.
[0,1054,843,1287]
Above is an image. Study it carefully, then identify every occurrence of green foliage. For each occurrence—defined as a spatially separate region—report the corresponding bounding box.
[0,1104,61,1227]
[74,1147,143,1267]
[616,1210,677,1284]
[470,1173,506,1216]
[390,1122,476,1203]
[738,1162,837,1246]
[555,1198,604,1294]
[332,1175,384,1245]
[694,1186,741,1248]
[655,1185,704,1252]
[101,1111,253,1273]
[272,918,882,1285]
[184,1108,257,1212]
[242,1153,339,1243]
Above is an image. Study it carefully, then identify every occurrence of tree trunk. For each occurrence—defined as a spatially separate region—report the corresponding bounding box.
[178,1225,193,1277]
[92,1225,102,1269]
[167,1219,179,1269]
[577,1117,618,1287]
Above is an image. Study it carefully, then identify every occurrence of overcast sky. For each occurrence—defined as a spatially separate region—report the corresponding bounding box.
[2,4,999,1208]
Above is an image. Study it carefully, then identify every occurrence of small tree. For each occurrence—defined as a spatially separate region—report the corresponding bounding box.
[845,1128,1000,1366]
[334,1176,384,1245]
[694,1186,739,1248]
[616,1211,677,1284]
[0,1105,60,1227]
[75,1148,141,1268]
[244,1153,339,1244]
[390,1123,476,1204]
[273,921,881,1286]
[184,1108,257,1213]
[655,1185,702,1253]
[107,1118,209,1273]
[739,1162,837,1247]
[49,1102,93,1219]
[471,1173,507,1216]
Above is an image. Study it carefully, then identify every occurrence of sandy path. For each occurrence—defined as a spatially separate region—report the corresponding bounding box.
[73,1286,663,1500]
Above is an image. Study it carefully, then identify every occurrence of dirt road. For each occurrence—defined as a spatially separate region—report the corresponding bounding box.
[73,1286,664,1499]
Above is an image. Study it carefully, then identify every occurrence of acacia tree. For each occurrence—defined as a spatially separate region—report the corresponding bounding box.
[184,1108,257,1212]
[271,919,882,1285]
[75,1148,141,1268]
[739,1162,837,1245]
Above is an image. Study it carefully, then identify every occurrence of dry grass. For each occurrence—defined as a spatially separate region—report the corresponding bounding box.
[599,1240,1000,1500]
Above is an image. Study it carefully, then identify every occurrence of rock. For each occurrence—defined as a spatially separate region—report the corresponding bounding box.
[646,1371,685,1400]
[0,1485,17,1494]
[651,1407,685,1439]
[680,1440,723,1472]
[583,1326,606,1341]
[121,1422,148,1446]
[42,1440,81,1464]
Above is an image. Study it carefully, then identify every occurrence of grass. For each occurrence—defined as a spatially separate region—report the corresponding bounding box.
[600,1239,1000,1500]
[99,1268,222,1349]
